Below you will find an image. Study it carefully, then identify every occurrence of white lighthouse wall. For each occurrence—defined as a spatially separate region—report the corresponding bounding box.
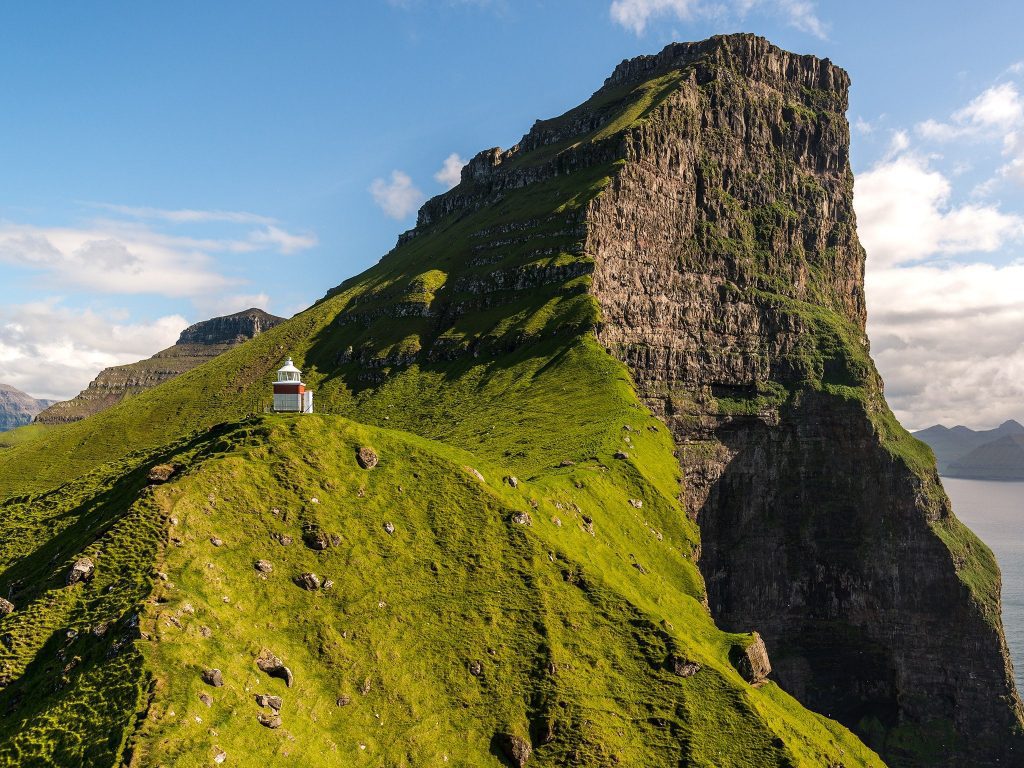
[273,393,303,412]
[303,391,314,414]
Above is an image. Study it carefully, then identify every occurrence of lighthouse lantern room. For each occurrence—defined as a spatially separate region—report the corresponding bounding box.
[273,357,314,413]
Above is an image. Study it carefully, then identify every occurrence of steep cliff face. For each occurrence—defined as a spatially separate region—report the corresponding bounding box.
[584,35,1023,765]
[0,384,52,432]
[35,309,283,425]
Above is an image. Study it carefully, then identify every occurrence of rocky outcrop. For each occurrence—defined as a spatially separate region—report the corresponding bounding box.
[580,34,1023,765]
[0,383,53,432]
[35,309,283,424]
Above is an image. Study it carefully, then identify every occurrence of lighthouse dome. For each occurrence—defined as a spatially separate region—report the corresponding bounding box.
[276,357,302,383]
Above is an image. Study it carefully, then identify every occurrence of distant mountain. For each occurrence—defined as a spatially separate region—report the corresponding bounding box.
[35,308,284,424]
[913,420,1024,478]
[0,383,54,431]
[947,434,1024,481]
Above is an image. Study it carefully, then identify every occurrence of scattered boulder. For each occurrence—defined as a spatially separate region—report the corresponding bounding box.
[202,668,224,687]
[581,516,595,535]
[733,632,772,684]
[148,464,175,484]
[510,512,531,526]
[274,533,293,546]
[66,557,95,586]
[383,522,395,535]
[323,579,334,590]
[255,693,283,710]
[360,676,372,695]
[336,695,352,707]
[254,560,273,573]
[628,499,643,509]
[199,692,214,707]
[468,660,483,677]
[214,748,227,764]
[0,598,14,616]
[613,451,629,460]
[256,648,293,687]
[356,446,379,469]
[295,573,322,591]
[498,733,532,767]
[302,526,329,551]
[557,460,575,468]
[506,476,519,488]
[257,712,282,729]
[210,537,224,547]
[669,655,701,678]
[467,467,485,482]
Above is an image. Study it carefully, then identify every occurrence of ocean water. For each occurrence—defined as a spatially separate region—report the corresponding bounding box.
[943,477,1024,691]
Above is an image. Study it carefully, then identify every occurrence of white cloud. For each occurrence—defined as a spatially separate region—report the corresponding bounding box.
[89,203,277,226]
[855,153,1024,268]
[369,171,425,220]
[857,128,1024,429]
[854,117,874,135]
[0,299,186,400]
[434,153,466,189]
[192,292,274,320]
[867,262,1024,430]
[609,0,826,38]
[246,225,318,254]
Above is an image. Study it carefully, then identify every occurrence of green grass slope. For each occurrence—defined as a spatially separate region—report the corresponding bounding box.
[0,51,885,766]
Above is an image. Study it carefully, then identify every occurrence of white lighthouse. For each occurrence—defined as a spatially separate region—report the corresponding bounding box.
[273,357,313,413]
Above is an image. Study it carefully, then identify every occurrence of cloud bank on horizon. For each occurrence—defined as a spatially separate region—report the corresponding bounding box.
[855,74,1024,430]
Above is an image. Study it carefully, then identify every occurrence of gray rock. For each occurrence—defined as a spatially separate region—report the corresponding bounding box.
[210,537,224,547]
[669,655,701,678]
[147,464,175,484]
[506,476,519,488]
[199,692,214,706]
[511,512,531,526]
[202,668,224,687]
[295,573,322,591]
[257,712,282,729]
[0,598,14,616]
[66,557,95,586]
[499,733,532,767]
[336,695,352,707]
[302,527,329,550]
[613,451,629,460]
[256,648,293,687]
[255,693,283,710]
[468,660,483,677]
[357,446,379,469]
[254,559,273,573]
[383,521,395,535]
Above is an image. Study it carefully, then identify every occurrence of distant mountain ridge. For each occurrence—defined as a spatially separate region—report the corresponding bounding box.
[35,308,284,425]
[913,420,1024,479]
[0,384,54,432]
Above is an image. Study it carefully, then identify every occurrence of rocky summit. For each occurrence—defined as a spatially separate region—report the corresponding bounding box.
[34,308,284,425]
[0,34,1019,768]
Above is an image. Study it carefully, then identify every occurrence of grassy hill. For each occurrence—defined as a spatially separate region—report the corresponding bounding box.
[0,36,895,766]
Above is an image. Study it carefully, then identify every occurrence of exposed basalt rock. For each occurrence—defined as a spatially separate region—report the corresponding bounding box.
[356,446,378,469]
[732,633,772,684]
[35,309,283,424]
[66,557,95,586]
[255,649,293,687]
[578,34,1023,766]
[147,464,175,484]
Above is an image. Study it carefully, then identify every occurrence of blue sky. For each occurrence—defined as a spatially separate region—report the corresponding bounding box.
[1,1,1023,428]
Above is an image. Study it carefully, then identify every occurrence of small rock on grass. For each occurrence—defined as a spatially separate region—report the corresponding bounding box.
[257,712,283,729]
[357,446,379,469]
[202,668,224,687]
[383,522,395,535]
[499,733,532,767]
[0,598,14,616]
[254,560,273,573]
[510,512,531,526]
[506,476,519,488]
[295,572,322,591]
[256,648,293,687]
[255,693,283,710]
[66,557,95,586]
[210,537,224,547]
[468,660,483,677]
[214,748,227,764]
[336,695,352,707]
[199,693,213,707]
